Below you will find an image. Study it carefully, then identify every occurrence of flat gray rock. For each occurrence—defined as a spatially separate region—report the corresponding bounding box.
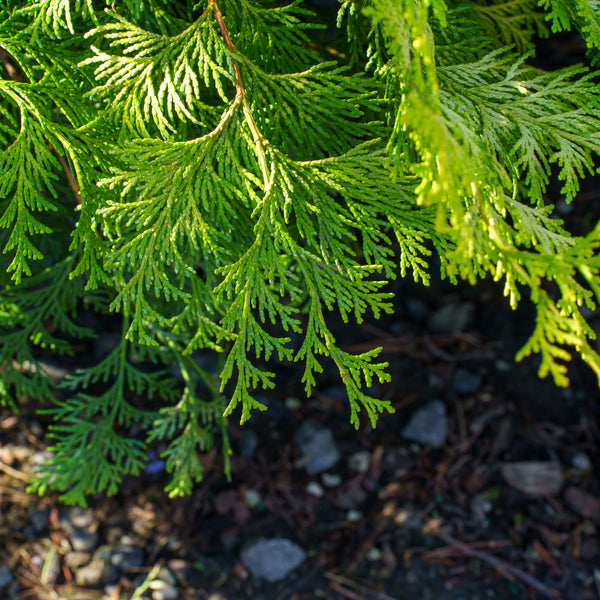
[241,538,306,582]
[402,400,448,448]
[294,420,340,475]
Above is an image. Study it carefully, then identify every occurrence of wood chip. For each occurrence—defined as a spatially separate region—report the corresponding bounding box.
[501,461,563,496]
[564,486,600,523]
[538,524,569,547]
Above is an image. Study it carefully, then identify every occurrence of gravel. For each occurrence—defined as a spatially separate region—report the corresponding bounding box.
[60,507,99,552]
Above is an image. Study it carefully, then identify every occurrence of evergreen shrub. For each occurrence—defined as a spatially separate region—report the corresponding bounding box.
[1,0,600,504]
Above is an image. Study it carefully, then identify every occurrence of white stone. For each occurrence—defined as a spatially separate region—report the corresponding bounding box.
[306,481,324,497]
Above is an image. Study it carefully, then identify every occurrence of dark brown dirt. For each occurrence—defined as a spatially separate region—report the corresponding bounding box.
[1,265,600,600]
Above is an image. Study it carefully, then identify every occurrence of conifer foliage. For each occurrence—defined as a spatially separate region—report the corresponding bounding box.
[1,0,600,504]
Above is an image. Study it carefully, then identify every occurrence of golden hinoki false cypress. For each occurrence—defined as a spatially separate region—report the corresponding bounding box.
[0,0,599,504]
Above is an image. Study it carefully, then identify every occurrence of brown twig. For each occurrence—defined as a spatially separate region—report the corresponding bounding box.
[211,0,269,185]
[436,532,562,599]
[344,331,499,362]
[48,143,82,204]
[424,538,512,559]
[347,503,393,573]
[325,572,399,600]
[0,458,30,481]
[0,485,35,502]
[18,421,47,451]
[328,581,365,600]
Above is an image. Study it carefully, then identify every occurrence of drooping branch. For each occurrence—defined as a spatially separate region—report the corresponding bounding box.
[0,46,81,204]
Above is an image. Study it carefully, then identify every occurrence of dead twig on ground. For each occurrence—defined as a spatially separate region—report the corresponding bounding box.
[0,459,31,482]
[436,532,562,599]
[18,421,47,451]
[325,572,399,600]
[424,538,512,559]
[346,500,395,573]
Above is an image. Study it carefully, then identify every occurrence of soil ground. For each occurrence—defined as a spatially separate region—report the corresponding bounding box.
[1,261,600,600]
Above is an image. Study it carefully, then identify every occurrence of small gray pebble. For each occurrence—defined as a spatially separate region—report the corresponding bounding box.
[75,560,119,586]
[64,551,92,569]
[238,428,258,458]
[28,507,50,533]
[244,489,262,508]
[346,509,362,522]
[93,545,113,562]
[166,536,180,551]
[366,547,382,561]
[61,506,95,528]
[572,452,592,472]
[30,450,54,467]
[119,534,139,545]
[428,301,473,334]
[152,584,179,600]
[0,567,14,588]
[470,493,492,522]
[321,473,342,487]
[166,559,187,580]
[452,368,483,395]
[69,526,99,553]
[241,538,305,582]
[157,567,176,587]
[402,400,448,448]
[59,507,98,552]
[295,420,340,475]
[111,544,145,570]
[306,481,324,497]
[348,450,370,473]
